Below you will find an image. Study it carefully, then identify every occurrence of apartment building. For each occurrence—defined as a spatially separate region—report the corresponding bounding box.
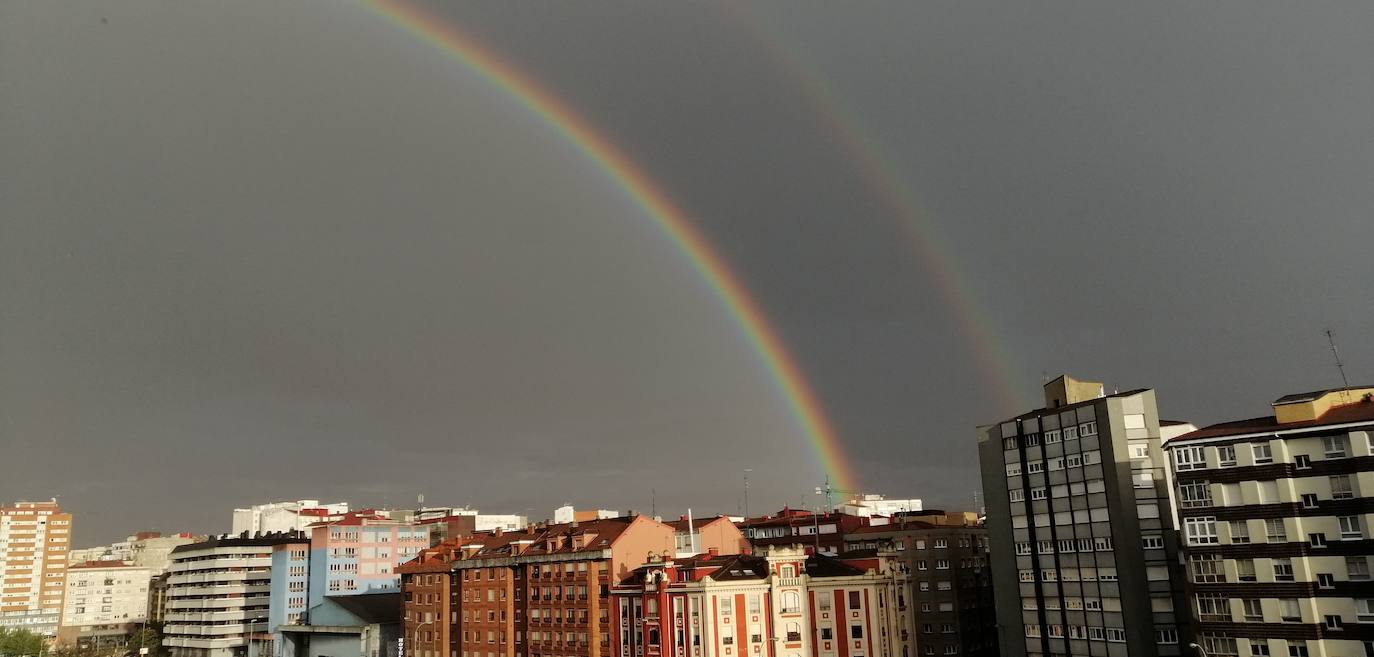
[232,502,350,536]
[56,561,153,647]
[268,511,432,657]
[664,516,748,559]
[0,500,73,635]
[163,533,308,657]
[977,375,1190,657]
[397,538,467,657]
[398,515,684,657]
[843,513,997,657]
[740,510,870,557]
[1164,385,1374,657]
[610,545,906,657]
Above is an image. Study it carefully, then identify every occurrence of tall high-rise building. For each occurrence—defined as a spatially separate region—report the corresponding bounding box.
[162,533,308,657]
[0,500,73,635]
[977,375,1189,657]
[1163,385,1374,657]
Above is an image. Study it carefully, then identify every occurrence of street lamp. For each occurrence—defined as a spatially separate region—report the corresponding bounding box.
[1189,643,1208,657]
[408,618,436,657]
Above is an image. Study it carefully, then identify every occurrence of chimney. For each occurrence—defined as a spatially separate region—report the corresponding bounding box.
[707,547,719,557]
[494,527,503,537]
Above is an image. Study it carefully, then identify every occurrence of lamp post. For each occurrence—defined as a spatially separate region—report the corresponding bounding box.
[1189,643,1208,657]
[408,618,435,657]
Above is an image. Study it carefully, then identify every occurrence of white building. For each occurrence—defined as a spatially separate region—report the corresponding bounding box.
[163,534,308,657]
[836,494,923,517]
[57,561,153,646]
[1165,385,1374,657]
[552,504,619,524]
[230,500,349,535]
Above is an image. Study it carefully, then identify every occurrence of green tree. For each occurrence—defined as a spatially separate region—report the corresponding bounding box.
[0,628,45,657]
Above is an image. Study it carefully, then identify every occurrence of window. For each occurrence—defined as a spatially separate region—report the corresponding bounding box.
[1064,426,1078,441]
[1080,421,1097,436]
[1157,629,1178,645]
[1008,489,1024,503]
[1253,644,1271,657]
[1218,445,1237,466]
[1310,533,1328,548]
[936,560,950,570]
[1024,434,1040,447]
[1331,475,1355,499]
[1201,635,1238,657]
[1005,463,1021,477]
[1324,436,1348,458]
[1065,454,1082,467]
[1301,493,1319,508]
[1176,446,1206,471]
[1295,455,1311,469]
[1318,573,1335,588]
[1287,641,1308,657]
[1030,487,1047,500]
[1265,519,1286,542]
[1197,594,1229,621]
[850,626,863,639]
[1274,558,1295,581]
[1358,599,1374,621]
[1142,535,1164,549]
[1106,628,1126,643]
[1190,555,1226,583]
[1341,516,1363,539]
[1186,517,1219,545]
[1003,437,1018,450]
[1230,521,1250,543]
[1243,599,1263,622]
[1180,483,1213,508]
[1027,461,1044,474]
[1327,615,1345,630]
[1279,599,1301,622]
[1253,443,1273,464]
[1349,557,1371,580]
[1045,429,1061,443]
[1088,628,1105,641]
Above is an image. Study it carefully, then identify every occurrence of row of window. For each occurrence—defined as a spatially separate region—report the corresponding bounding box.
[1023,624,1127,642]
[1014,536,1118,555]
[1188,554,1372,583]
[1003,422,1100,450]
[1176,435,1366,472]
[1198,593,1374,624]
[1017,568,1119,583]
[1179,475,1357,508]
[1005,451,1103,477]
[1184,515,1363,545]
[1198,634,1340,657]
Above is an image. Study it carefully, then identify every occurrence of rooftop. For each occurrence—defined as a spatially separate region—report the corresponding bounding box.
[1170,387,1374,443]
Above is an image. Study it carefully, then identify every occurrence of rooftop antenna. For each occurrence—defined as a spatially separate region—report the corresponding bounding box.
[743,469,753,518]
[1326,329,1351,388]
[651,488,656,518]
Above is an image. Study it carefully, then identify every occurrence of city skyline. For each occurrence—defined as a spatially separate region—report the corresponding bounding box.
[4,1,1373,546]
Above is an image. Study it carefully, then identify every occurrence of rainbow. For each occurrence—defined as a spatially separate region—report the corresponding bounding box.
[720,4,1037,415]
[366,0,861,493]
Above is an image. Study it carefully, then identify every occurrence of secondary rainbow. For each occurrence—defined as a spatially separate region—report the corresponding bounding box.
[367,0,860,493]
[720,4,1038,416]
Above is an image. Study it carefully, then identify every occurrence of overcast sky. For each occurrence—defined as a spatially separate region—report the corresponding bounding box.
[2,1,1372,546]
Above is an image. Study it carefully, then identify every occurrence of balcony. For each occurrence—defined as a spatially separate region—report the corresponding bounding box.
[775,578,803,588]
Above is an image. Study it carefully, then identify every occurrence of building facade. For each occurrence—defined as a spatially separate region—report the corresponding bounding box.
[233,502,350,536]
[398,515,680,657]
[268,512,433,656]
[1165,386,1374,657]
[977,375,1189,657]
[844,514,997,657]
[57,561,153,647]
[610,545,905,657]
[0,500,73,635]
[163,533,308,657]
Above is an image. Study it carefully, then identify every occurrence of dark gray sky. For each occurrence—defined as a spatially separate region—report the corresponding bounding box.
[3,2,1371,546]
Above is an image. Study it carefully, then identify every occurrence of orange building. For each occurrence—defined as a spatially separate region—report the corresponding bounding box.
[400,538,468,657]
[1,500,73,635]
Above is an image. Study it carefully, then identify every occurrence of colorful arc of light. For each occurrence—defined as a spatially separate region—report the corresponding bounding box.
[367,0,861,494]
[720,3,1037,417]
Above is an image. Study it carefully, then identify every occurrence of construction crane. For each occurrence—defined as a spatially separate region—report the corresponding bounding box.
[813,476,860,512]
